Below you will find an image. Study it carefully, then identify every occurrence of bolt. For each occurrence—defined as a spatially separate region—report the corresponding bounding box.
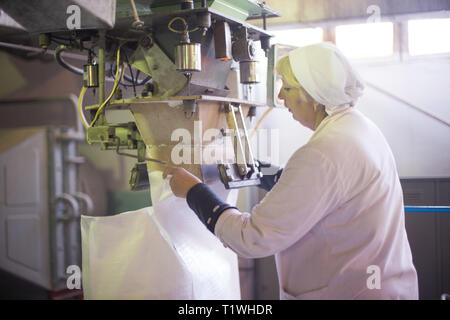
[140,36,153,49]
[132,20,144,31]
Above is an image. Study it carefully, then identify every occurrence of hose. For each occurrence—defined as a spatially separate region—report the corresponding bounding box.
[77,86,89,129]
[54,45,84,75]
[250,107,273,140]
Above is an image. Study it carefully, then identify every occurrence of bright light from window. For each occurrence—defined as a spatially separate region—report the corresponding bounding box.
[270,27,323,47]
[336,22,394,59]
[408,18,450,56]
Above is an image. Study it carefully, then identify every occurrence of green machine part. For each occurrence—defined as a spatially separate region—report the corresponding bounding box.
[86,122,141,151]
[86,122,151,191]
[116,0,279,22]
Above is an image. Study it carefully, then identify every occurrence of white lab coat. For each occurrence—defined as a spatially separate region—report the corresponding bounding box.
[215,109,419,300]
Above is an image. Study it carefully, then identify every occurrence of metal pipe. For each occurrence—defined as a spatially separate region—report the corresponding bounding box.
[98,33,106,105]
[54,193,80,273]
[0,41,86,61]
[0,41,116,83]
[97,31,106,125]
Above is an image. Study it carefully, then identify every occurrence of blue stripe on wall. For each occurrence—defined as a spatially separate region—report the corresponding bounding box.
[405,206,450,213]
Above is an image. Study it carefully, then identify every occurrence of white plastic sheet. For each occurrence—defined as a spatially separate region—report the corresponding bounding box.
[81,206,193,299]
[81,171,241,300]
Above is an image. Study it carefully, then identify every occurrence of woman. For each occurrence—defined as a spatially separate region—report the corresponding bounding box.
[163,42,418,299]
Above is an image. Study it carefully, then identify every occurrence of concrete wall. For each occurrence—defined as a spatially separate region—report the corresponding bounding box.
[356,59,450,178]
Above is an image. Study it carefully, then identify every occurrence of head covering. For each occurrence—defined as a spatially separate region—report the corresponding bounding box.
[288,42,365,116]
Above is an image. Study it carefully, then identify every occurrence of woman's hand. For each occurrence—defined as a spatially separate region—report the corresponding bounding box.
[162,166,202,198]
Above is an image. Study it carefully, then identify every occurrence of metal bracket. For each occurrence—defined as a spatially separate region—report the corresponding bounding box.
[219,103,261,189]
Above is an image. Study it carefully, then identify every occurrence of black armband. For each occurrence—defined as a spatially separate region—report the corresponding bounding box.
[186,183,237,234]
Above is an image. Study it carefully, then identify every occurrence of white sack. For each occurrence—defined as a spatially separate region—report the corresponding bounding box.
[81,207,193,299]
[81,171,241,300]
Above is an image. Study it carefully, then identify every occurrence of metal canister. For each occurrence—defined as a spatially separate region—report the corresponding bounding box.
[175,42,202,72]
[181,0,194,10]
[239,60,259,84]
[83,63,99,87]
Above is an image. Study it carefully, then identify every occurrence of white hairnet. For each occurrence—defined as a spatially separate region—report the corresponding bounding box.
[288,42,365,116]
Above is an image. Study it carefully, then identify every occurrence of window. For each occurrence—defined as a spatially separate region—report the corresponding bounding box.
[270,27,323,48]
[408,18,450,56]
[335,22,394,59]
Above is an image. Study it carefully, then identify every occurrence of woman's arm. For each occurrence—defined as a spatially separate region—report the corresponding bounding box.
[187,148,343,258]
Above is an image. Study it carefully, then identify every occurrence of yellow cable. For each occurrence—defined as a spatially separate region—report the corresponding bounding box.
[89,45,123,127]
[168,16,199,34]
[249,107,273,140]
[78,86,89,129]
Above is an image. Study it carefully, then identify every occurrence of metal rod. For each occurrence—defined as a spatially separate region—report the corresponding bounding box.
[114,137,167,164]
[226,104,248,176]
[98,33,105,105]
[97,31,106,125]
[129,0,140,23]
[129,0,144,29]
[236,105,256,168]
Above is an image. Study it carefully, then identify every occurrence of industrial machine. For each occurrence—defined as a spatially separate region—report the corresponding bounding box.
[0,0,280,191]
[0,0,280,294]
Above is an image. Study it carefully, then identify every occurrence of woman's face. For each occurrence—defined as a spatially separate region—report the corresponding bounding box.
[278,78,317,130]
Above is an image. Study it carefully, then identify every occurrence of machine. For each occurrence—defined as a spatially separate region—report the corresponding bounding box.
[4,0,449,301]
[0,0,281,191]
[0,0,280,295]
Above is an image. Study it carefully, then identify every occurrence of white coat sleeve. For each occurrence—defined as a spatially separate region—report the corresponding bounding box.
[214,147,344,259]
